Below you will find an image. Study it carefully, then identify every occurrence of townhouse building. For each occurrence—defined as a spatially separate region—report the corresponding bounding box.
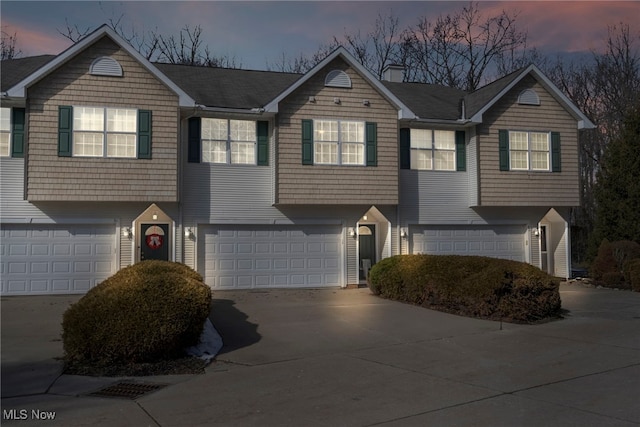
[0,25,594,294]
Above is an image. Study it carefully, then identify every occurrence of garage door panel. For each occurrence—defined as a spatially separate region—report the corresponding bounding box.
[1,224,116,295]
[411,225,525,262]
[199,225,342,289]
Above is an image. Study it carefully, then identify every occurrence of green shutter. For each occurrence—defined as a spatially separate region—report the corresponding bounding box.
[188,117,201,163]
[58,106,73,157]
[455,130,466,171]
[11,108,25,158]
[498,129,509,171]
[399,128,410,169]
[257,121,269,166]
[137,110,152,159]
[365,122,377,166]
[302,119,313,165]
[551,132,561,172]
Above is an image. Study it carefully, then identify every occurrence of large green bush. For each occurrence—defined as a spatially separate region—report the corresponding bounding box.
[368,255,561,323]
[63,261,211,364]
[590,240,640,289]
[624,258,640,292]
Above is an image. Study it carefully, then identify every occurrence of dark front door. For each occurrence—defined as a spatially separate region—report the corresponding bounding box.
[359,225,376,280]
[140,223,169,261]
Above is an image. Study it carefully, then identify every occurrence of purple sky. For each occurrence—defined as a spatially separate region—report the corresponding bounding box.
[2,1,638,70]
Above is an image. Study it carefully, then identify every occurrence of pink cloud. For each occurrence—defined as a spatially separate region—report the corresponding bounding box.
[2,21,72,56]
[480,1,640,53]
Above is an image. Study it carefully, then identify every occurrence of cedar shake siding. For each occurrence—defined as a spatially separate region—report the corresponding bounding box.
[26,36,179,202]
[276,58,399,205]
[477,75,580,206]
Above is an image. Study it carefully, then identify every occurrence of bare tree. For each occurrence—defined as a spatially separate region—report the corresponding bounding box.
[58,17,241,68]
[329,11,408,79]
[406,2,528,90]
[1,30,22,60]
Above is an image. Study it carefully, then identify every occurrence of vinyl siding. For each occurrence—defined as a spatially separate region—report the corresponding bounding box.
[478,76,579,206]
[1,156,178,267]
[277,58,398,205]
[26,36,179,202]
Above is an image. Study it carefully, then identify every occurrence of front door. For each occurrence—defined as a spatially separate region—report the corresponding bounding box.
[359,225,376,280]
[540,225,550,274]
[140,223,169,261]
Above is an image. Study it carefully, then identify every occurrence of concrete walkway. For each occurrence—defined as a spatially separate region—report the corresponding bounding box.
[1,283,639,426]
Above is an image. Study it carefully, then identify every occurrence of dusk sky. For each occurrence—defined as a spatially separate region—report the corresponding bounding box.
[1,1,639,70]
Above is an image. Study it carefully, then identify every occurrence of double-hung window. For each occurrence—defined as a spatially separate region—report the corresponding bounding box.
[314,119,364,165]
[508,131,550,171]
[72,107,137,158]
[0,108,10,157]
[202,118,256,165]
[410,129,456,171]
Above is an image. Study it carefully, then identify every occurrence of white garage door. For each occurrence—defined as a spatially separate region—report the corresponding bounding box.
[199,225,342,289]
[410,225,525,261]
[0,224,116,295]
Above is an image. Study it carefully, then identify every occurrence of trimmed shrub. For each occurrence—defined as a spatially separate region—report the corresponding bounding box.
[624,259,640,292]
[369,255,561,323]
[63,261,211,365]
[590,240,640,288]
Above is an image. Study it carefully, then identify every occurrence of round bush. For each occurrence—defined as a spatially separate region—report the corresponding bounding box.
[62,261,211,364]
[369,255,561,323]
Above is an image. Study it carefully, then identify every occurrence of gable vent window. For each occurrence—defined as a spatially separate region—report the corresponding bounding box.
[90,57,123,77]
[325,70,352,88]
[518,89,540,105]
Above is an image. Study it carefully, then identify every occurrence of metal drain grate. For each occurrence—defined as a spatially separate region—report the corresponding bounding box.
[88,382,167,400]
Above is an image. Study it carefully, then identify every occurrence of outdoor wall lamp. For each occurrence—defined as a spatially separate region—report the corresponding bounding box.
[123,227,133,239]
[333,97,341,104]
[348,227,356,237]
[309,96,316,103]
[362,99,370,106]
[533,228,540,237]
[185,228,194,239]
[400,227,408,238]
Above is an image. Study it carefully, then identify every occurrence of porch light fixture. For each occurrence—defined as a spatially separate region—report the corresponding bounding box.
[152,213,158,220]
[362,99,370,106]
[185,228,194,239]
[333,97,341,104]
[348,227,356,237]
[400,228,407,238]
[123,227,133,239]
[309,96,316,103]
[362,215,368,221]
[533,228,540,237]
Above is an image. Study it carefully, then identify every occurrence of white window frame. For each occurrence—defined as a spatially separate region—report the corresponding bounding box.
[509,130,550,171]
[72,107,137,158]
[201,118,257,165]
[410,129,456,171]
[313,119,365,166]
[0,107,11,157]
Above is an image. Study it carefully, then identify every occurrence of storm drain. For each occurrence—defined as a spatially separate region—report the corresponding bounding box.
[88,382,167,400]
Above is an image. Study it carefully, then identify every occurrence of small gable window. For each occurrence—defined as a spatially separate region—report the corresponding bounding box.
[325,70,352,88]
[90,56,123,77]
[518,89,540,105]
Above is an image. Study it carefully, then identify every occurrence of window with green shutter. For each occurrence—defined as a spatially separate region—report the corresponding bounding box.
[500,129,558,172]
[303,119,376,166]
[57,106,150,158]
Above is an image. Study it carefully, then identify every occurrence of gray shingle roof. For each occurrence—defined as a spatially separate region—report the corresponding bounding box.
[464,67,526,118]
[1,55,55,92]
[382,81,466,120]
[153,63,302,109]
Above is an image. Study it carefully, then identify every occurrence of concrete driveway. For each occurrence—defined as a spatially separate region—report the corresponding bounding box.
[1,283,639,426]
